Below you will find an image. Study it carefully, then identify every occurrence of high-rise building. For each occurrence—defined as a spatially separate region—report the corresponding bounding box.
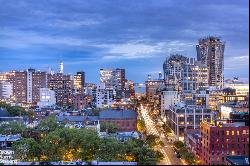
[100,68,125,90]
[182,58,208,93]
[47,73,73,106]
[26,69,47,104]
[196,36,225,89]
[73,71,85,93]
[163,54,188,91]
[8,71,27,103]
[96,83,115,108]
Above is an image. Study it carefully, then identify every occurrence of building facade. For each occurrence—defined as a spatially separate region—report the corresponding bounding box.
[37,88,56,108]
[163,54,187,91]
[200,120,249,165]
[166,103,212,140]
[73,71,85,93]
[100,68,125,91]
[96,84,115,108]
[160,89,181,118]
[0,81,13,99]
[47,73,73,106]
[196,36,225,89]
[99,109,137,132]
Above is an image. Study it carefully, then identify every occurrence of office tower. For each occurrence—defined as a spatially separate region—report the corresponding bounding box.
[196,36,225,89]
[163,54,187,91]
[47,73,73,106]
[73,71,85,92]
[182,58,208,93]
[0,81,13,99]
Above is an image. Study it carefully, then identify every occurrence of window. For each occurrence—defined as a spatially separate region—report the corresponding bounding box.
[232,131,235,135]
[226,131,230,135]
[237,130,240,135]
[243,130,246,134]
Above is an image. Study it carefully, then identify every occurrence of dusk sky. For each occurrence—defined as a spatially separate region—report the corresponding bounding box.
[0,0,249,83]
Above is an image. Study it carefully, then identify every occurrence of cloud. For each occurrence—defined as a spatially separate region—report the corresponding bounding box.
[99,40,194,59]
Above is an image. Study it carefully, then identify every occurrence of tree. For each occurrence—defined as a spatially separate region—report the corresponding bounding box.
[0,121,27,135]
[100,122,118,133]
[0,102,33,118]
[12,138,41,161]
[37,115,62,132]
[173,141,184,149]
[137,119,146,133]
[124,139,163,165]
[145,134,160,147]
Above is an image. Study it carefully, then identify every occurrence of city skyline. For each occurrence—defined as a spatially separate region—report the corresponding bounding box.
[0,0,249,83]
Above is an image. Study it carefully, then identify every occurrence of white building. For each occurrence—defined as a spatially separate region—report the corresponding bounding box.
[0,81,13,99]
[37,88,56,108]
[161,89,181,119]
[96,84,115,108]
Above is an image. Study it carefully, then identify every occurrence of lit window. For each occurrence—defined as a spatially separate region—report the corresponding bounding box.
[226,131,230,135]
[237,131,240,135]
[232,131,235,135]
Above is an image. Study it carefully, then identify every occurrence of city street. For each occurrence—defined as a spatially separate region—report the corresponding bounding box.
[140,105,184,165]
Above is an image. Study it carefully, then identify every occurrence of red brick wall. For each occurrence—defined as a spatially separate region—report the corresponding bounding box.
[200,123,249,165]
[100,119,137,132]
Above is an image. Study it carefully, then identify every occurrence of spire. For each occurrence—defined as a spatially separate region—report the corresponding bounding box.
[59,61,64,74]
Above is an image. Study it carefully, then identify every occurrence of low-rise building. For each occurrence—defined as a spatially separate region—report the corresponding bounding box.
[37,88,56,108]
[184,129,201,158]
[200,120,249,165]
[56,115,99,129]
[99,109,137,132]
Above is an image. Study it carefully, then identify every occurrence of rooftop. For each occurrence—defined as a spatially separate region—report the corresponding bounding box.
[226,156,249,165]
[99,109,137,119]
[0,134,21,142]
[56,115,99,122]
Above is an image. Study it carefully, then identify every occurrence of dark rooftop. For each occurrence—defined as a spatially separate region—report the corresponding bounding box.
[99,109,137,119]
[226,156,249,165]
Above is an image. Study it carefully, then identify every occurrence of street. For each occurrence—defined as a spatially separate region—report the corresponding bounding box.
[140,105,184,165]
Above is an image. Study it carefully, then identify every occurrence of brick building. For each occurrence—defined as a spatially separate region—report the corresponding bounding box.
[99,109,137,132]
[200,120,249,165]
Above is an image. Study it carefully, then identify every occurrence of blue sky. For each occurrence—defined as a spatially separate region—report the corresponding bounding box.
[0,0,249,83]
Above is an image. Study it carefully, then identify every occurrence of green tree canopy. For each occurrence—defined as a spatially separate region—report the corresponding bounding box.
[100,122,118,133]
[0,121,27,135]
[36,115,62,132]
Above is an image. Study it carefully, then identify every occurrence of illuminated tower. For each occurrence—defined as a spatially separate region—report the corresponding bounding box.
[59,61,64,74]
[196,36,225,89]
